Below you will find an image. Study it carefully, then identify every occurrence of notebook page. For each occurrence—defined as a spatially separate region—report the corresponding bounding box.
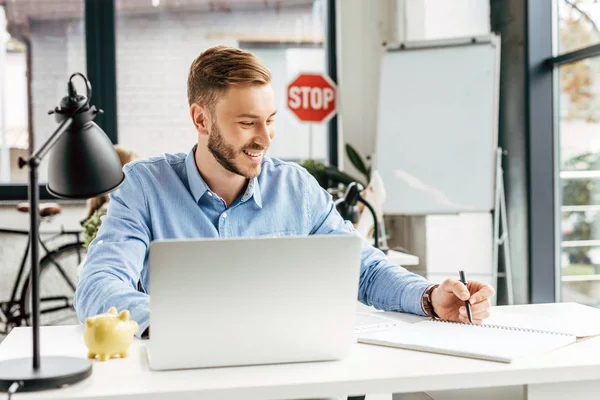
[354,312,403,334]
[357,320,576,363]
[485,303,600,338]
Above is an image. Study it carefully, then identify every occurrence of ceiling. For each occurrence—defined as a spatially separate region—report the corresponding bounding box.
[1,0,315,38]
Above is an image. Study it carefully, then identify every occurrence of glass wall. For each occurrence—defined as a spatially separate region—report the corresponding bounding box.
[0,0,329,200]
[558,0,600,305]
[0,1,86,185]
[114,0,327,163]
[558,0,600,54]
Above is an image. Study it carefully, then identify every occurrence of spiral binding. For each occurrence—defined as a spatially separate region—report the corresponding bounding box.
[433,319,574,337]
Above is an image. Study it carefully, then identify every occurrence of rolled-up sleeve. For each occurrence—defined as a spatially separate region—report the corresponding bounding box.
[306,175,430,316]
[74,165,152,337]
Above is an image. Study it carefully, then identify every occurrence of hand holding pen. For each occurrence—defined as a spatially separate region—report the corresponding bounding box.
[459,270,473,323]
[425,272,496,324]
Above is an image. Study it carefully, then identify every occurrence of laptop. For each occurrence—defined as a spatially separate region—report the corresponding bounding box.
[146,234,362,371]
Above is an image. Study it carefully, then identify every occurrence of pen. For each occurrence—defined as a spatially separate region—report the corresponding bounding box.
[459,270,473,323]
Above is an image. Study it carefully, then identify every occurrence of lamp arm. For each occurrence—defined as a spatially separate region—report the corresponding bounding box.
[358,195,379,250]
[27,147,41,369]
[17,107,76,370]
[23,117,74,167]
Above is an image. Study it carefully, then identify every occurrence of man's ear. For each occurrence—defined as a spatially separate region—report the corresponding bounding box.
[190,103,210,136]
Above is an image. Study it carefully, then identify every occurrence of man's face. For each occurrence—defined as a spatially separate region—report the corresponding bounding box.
[207,84,276,179]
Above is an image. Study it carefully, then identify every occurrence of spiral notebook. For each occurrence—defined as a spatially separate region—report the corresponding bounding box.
[355,303,600,364]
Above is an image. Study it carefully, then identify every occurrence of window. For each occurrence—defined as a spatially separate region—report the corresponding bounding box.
[557,2,600,306]
[0,32,28,185]
[114,0,327,163]
[0,0,334,200]
[0,1,86,198]
[0,0,86,185]
[558,0,600,55]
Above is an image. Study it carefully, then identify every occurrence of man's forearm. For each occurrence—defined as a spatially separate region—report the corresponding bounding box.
[74,272,150,338]
[305,178,432,315]
[359,257,431,315]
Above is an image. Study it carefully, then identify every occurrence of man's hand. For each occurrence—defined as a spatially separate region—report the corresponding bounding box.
[430,279,496,324]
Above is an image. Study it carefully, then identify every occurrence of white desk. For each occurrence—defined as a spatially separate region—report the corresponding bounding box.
[1,305,600,400]
[386,250,419,266]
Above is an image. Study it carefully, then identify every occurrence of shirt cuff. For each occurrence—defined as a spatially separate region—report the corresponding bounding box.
[402,280,434,316]
[130,302,150,339]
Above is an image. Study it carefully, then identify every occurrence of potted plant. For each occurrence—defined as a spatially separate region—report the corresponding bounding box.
[299,143,371,191]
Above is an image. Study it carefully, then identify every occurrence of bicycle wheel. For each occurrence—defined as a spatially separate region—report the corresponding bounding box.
[21,242,87,327]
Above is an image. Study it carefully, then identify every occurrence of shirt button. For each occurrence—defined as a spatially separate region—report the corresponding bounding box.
[207,192,213,197]
[222,212,228,219]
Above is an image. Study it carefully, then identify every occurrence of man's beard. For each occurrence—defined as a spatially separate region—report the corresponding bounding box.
[207,118,264,179]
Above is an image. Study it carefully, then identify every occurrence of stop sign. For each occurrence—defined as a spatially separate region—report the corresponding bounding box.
[287,73,337,123]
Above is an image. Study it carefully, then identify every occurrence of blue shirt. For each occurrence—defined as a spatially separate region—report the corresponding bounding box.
[74,146,431,337]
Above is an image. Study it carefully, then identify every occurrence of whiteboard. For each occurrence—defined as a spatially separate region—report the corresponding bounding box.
[375,35,500,215]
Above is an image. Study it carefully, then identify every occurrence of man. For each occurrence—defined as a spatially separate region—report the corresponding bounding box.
[74,45,495,339]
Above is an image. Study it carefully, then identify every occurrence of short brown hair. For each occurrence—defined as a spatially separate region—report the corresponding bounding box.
[187,45,272,111]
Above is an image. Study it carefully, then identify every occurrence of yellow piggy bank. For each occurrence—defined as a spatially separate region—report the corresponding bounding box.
[84,307,139,361]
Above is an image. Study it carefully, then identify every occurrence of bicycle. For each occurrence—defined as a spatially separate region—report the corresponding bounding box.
[0,202,87,336]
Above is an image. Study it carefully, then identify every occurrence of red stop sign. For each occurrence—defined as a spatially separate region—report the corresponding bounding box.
[287,73,337,123]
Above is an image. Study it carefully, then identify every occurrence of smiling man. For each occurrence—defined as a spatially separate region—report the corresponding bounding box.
[74,45,495,339]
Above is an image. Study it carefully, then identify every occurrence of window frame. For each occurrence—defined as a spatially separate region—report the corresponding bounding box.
[527,0,558,303]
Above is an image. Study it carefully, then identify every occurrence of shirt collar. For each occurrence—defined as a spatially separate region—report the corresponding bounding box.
[185,146,209,203]
[185,145,263,208]
[241,176,263,208]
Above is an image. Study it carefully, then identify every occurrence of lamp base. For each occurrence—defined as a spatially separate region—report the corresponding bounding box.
[0,356,92,392]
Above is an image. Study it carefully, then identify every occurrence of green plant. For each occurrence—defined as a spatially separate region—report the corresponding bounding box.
[345,143,371,185]
[82,210,105,248]
[298,159,364,190]
[299,143,371,190]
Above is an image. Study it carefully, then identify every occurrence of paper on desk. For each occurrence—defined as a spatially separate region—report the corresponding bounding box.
[353,312,409,334]
[358,319,577,363]
[484,302,600,338]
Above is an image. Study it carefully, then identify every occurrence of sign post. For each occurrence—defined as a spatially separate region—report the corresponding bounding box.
[287,73,337,159]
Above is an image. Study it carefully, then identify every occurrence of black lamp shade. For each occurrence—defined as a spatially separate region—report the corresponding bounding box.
[335,200,360,224]
[46,121,125,199]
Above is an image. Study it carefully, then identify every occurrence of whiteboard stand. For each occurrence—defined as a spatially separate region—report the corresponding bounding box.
[492,147,514,305]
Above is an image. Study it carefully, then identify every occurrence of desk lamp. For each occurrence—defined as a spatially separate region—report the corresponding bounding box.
[0,73,124,393]
[335,182,380,250]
